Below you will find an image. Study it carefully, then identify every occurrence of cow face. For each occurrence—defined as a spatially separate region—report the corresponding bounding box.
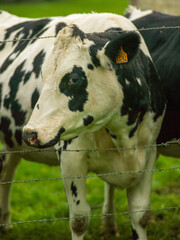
[23,24,140,148]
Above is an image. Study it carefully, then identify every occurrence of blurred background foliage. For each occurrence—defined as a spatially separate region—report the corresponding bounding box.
[0,0,129,17]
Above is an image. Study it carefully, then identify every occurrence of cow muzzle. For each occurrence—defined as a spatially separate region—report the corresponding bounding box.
[22,128,40,148]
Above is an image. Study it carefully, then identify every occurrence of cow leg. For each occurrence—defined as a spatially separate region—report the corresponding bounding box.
[0,153,21,231]
[126,149,156,240]
[60,152,90,240]
[101,182,119,237]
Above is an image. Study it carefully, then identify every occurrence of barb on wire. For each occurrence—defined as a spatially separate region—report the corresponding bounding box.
[0,26,180,44]
[0,206,179,227]
[1,166,180,185]
[0,138,179,156]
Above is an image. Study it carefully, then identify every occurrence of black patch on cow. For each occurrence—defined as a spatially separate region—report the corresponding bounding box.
[87,63,94,70]
[15,129,22,145]
[0,18,50,73]
[71,181,78,198]
[59,65,88,112]
[83,115,94,126]
[63,139,72,150]
[0,117,13,147]
[132,228,139,240]
[0,83,2,107]
[86,28,123,68]
[76,200,80,206]
[3,61,27,126]
[55,22,67,35]
[32,50,46,78]
[106,128,117,139]
[71,25,86,41]
[111,49,166,137]
[23,50,46,84]
[31,88,40,109]
[89,45,101,67]
[131,12,180,143]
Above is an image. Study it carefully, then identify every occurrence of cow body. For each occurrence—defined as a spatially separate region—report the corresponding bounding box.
[0,10,145,237]
[125,6,180,158]
[23,14,166,239]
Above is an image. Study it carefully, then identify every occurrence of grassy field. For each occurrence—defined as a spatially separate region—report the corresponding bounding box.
[0,1,180,240]
[0,0,128,17]
[1,155,180,240]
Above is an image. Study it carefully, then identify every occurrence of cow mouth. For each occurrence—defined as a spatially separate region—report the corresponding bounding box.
[23,127,66,149]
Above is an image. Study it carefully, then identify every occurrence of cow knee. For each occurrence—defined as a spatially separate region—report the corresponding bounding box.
[71,216,89,236]
[139,211,152,228]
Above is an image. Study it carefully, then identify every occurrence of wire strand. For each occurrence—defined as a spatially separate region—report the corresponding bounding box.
[0,206,179,227]
[0,26,180,44]
[1,166,180,185]
[0,139,179,155]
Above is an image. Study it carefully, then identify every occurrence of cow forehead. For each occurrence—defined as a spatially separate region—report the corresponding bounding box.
[43,38,94,83]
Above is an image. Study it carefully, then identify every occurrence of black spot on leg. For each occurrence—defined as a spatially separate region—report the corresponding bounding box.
[83,115,94,126]
[132,228,139,240]
[76,200,80,206]
[71,181,78,198]
[37,104,40,109]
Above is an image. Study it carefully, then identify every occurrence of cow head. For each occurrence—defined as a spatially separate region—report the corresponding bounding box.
[23,24,140,148]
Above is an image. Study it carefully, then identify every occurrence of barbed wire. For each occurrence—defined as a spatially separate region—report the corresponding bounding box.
[0,25,180,44]
[0,206,179,227]
[0,138,179,156]
[1,166,180,186]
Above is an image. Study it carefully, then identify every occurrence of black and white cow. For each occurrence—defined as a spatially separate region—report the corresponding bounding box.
[125,6,180,158]
[0,10,143,237]
[22,13,166,239]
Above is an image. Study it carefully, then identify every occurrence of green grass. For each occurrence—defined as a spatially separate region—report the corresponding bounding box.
[0,1,180,239]
[0,155,179,240]
[0,0,129,17]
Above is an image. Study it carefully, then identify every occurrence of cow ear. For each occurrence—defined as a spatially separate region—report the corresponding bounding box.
[104,31,141,65]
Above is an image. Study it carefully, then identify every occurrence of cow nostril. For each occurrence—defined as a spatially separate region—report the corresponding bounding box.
[23,129,39,146]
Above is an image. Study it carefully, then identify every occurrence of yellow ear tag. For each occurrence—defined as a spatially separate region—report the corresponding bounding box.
[116,47,128,64]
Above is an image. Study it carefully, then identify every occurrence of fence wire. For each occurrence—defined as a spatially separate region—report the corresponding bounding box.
[0,138,179,155]
[1,166,180,186]
[0,206,179,228]
[0,138,179,185]
[0,25,180,44]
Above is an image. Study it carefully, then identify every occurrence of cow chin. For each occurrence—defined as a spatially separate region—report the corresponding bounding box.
[38,127,66,149]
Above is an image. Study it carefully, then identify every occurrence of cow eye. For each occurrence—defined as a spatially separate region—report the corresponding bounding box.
[69,74,79,85]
